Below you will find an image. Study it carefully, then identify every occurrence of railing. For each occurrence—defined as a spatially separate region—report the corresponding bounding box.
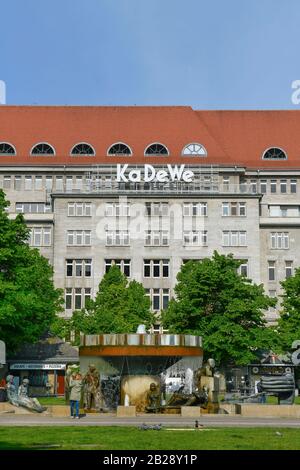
[51,182,262,196]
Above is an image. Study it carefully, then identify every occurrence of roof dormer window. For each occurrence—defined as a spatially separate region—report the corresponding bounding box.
[262,148,287,160]
[31,143,55,155]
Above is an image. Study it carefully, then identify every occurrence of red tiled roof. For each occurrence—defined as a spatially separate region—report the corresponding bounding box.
[0,106,299,168]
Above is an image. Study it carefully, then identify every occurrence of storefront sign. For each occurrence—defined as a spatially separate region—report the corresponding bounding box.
[251,365,292,376]
[10,363,66,370]
[116,164,194,183]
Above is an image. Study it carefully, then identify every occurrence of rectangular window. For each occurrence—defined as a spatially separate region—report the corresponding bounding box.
[270,180,277,194]
[43,228,51,246]
[75,176,83,191]
[24,176,32,190]
[84,231,91,245]
[280,179,287,194]
[222,231,230,246]
[34,176,43,190]
[183,203,207,217]
[153,289,160,311]
[105,259,131,276]
[68,203,75,216]
[85,259,92,277]
[260,180,267,194]
[146,288,170,311]
[239,231,247,246]
[222,231,247,246]
[29,227,52,247]
[66,259,73,277]
[84,288,91,306]
[15,203,50,213]
[3,176,11,189]
[67,230,91,246]
[239,261,248,277]
[239,203,246,216]
[285,261,293,278]
[66,176,73,191]
[65,288,72,310]
[33,228,42,246]
[145,202,169,217]
[239,178,247,193]
[223,176,230,191]
[183,231,207,246]
[68,202,92,217]
[105,231,130,246]
[250,180,257,193]
[222,203,230,216]
[162,259,169,277]
[76,203,83,216]
[222,202,246,216]
[56,176,63,191]
[14,176,22,190]
[162,289,170,310]
[268,261,276,281]
[105,202,130,217]
[269,205,281,217]
[66,259,92,277]
[144,259,151,277]
[270,232,289,249]
[74,288,82,310]
[46,176,53,191]
[75,259,83,277]
[290,179,297,194]
[145,231,169,246]
[143,260,170,278]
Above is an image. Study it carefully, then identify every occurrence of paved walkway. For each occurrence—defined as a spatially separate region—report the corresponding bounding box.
[1,414,300,427]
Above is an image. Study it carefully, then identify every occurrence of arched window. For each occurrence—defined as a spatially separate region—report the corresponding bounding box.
[182,143,207,156]
[107,143,132,156]
[31,143,55,155]
[262,148,287,160]
[0,142,16,155]
[71,143,95,156]
[144,143,169,156]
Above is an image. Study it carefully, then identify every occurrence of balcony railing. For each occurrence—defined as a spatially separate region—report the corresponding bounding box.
[51,182,262,196]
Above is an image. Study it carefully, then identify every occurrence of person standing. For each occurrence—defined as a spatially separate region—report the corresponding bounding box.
[69,373,83,419]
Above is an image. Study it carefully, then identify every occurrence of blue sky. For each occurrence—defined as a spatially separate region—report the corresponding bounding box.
[1,0,300,108]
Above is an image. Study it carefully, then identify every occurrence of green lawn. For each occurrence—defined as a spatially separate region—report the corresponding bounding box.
[38,397,66,406]
[0,426,300,450]
[267,395,300,404]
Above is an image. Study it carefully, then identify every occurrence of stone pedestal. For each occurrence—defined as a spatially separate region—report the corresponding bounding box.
[181,406,201,417]
[117,405,136,417]
[200,376,219,403]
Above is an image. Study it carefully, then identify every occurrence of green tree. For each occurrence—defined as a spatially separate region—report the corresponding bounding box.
[0,190,63,352]
[68,265,154,337]
[162,251,276,366]
[277,267,300,352]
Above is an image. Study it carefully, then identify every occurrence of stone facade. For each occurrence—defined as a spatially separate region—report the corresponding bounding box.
[1,164,299,325]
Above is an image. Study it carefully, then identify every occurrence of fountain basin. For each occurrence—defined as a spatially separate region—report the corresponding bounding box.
[79,333,203,411]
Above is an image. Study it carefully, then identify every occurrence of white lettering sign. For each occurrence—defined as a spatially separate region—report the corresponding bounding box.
[116,164,194,183]
[10,363,66,370]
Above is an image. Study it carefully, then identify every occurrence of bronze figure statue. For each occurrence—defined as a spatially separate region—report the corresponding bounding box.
[145,382,161,413]
[83,364,101,410]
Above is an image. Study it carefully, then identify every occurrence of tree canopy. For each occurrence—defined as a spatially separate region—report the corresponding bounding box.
[162,251,277,366]
[277,267,300,352]
[66,265,154,337]
[0,190,63,352]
